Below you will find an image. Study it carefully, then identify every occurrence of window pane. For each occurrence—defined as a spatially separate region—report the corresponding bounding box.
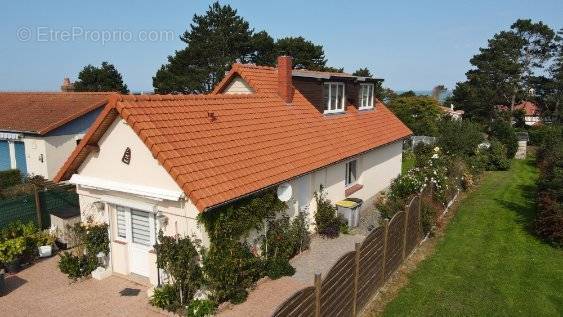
[330,84,337,110]
[323,83,330,111]
[131,209,151,246]
[116,206,127,239]
[363,86,369,108]
[337,84,344,110]
[346,160,357,185]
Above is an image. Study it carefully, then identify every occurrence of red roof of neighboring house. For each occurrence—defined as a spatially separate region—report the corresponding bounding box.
[55,64,412,211]
[0,92,113,134]
[496,101,540,116]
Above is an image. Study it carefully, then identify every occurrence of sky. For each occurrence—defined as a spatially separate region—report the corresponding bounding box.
[0,0,561,92]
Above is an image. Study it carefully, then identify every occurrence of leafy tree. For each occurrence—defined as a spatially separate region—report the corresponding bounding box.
[352,67,372,77]
[153,2,254,93]
[437,118,484,157]
[387,96,443,136]
[153,2,340,94]
[490,119,518,158]
[274,37,328,70]
[451,19,557,119]
[73,62,129,94]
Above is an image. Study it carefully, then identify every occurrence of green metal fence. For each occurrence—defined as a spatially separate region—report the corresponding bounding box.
[0,185,79,229]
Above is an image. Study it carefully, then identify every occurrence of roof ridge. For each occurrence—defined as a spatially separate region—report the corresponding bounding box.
[117,93,275,102]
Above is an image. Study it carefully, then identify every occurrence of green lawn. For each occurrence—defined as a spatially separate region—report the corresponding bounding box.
[382,158,563,316]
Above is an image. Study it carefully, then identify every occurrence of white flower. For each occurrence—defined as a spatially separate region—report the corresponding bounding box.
[434,146,440,152]
[432,154,439,159]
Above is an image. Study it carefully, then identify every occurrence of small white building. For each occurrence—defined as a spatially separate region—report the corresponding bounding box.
[0,92,112,179]
[55,57,412,287]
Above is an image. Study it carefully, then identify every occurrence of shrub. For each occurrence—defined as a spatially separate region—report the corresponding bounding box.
[0,236,26,264]
[84,224,110,256]
[529,124,562,146]
[264,257,295,280]
[150,283,181,312]
[437,118,484,158]
[314,188,340,238]
[202,241,263,304]
[483,140,511,171]
[490,119,518,158]
[154,232,202,306]
[0,169,22,190]
[420,197,437,236]
[263,213,310,261]
[186,299,217,317]
[58,252,97,280]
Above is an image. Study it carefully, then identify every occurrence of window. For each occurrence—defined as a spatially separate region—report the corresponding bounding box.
[131,209,151,246]
[323,82,345,114]
[116,206,127,239]
[359,83,374,110]
[345,160,357,186]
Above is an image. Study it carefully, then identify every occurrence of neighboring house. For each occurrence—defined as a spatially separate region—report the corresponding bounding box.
[0,92,112,178]
[496,101,543,126]
[440,104,464,120]
[55,56,412,286]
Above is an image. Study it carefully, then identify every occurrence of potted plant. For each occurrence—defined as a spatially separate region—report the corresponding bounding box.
[0,237,26,273]
[36,230,56,258]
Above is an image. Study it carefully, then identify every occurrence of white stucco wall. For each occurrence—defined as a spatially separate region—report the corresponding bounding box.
[73,118,207,283]
[22,136,48,177]
[44,133,83,179]
[222,76,254,94]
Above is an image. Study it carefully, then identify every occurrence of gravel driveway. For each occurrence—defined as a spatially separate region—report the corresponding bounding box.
[0,256,162,317]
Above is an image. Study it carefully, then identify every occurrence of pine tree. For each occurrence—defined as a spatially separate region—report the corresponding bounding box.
[73,62,129,94]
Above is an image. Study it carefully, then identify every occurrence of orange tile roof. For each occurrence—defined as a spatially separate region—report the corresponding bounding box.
[496,101,540,116]
[0,92,113,135]
[56,65,412,211]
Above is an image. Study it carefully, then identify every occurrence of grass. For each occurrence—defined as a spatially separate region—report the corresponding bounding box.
[402,150,415,174]
[381,158,563,316]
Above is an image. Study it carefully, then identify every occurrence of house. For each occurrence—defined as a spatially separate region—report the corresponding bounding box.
[496,101,543,126]
[440,104,464,120]
[0,90,112,178]
[54,56,412,286]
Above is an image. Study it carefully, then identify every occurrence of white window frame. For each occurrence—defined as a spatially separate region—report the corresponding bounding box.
[323,82,346,114]
[345,159,358,186]
[112,204,156,247]
[359,83,375,110]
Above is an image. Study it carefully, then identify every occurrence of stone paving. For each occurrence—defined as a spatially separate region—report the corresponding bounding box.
[0,256,162,317]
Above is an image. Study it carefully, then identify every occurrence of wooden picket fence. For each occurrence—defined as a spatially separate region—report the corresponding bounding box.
[273,190,431,317]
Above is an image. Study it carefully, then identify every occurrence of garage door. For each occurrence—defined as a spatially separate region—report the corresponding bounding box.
[0,140,10,171]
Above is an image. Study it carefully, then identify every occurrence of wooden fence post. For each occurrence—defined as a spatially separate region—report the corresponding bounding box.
[382,219,390,279]
[417,195,422,241]
[402,204,409,261]
[314,273,321,317]
[352,242,361,316]
[33,185,42,229]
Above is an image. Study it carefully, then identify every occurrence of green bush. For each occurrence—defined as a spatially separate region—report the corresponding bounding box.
[0,236,26,264]
[483,140,511,171]
[264,257,295,280]
[202,241,263,304]
[437,118,484,157]
[58,252,97,280]
[186,299,217,317]
[154,232,202,306]
[529,124,563,146]
[314,188,340,238]
[263,213,310,261]
[420,197,437,236]
[0,169,22,190]
[84,224,110,256]
[490,119,518,158]
[150,283,181,312]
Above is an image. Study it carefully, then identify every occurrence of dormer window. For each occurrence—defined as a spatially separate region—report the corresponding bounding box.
[323,82,345,114]
[359,83,375,110]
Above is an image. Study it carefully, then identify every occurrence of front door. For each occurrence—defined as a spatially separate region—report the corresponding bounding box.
[115,205,155,277]
[128,209,154,276]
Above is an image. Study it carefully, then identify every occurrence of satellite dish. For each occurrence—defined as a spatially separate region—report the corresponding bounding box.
[277,183,293,202]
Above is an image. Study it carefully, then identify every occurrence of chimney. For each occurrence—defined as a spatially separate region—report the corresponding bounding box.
[61,77,74,92]
[277,56,293,104]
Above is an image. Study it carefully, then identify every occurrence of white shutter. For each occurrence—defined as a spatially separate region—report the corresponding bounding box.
[116,206,127,239]
[131,209,151,246]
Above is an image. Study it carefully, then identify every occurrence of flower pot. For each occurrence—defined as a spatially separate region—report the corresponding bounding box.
[38,245,53,258]
[5,259,21,273]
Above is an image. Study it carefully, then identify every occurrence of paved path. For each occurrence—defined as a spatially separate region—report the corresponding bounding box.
[290,233,365,284]
[216,277,306,317]
[0,256,162,317]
